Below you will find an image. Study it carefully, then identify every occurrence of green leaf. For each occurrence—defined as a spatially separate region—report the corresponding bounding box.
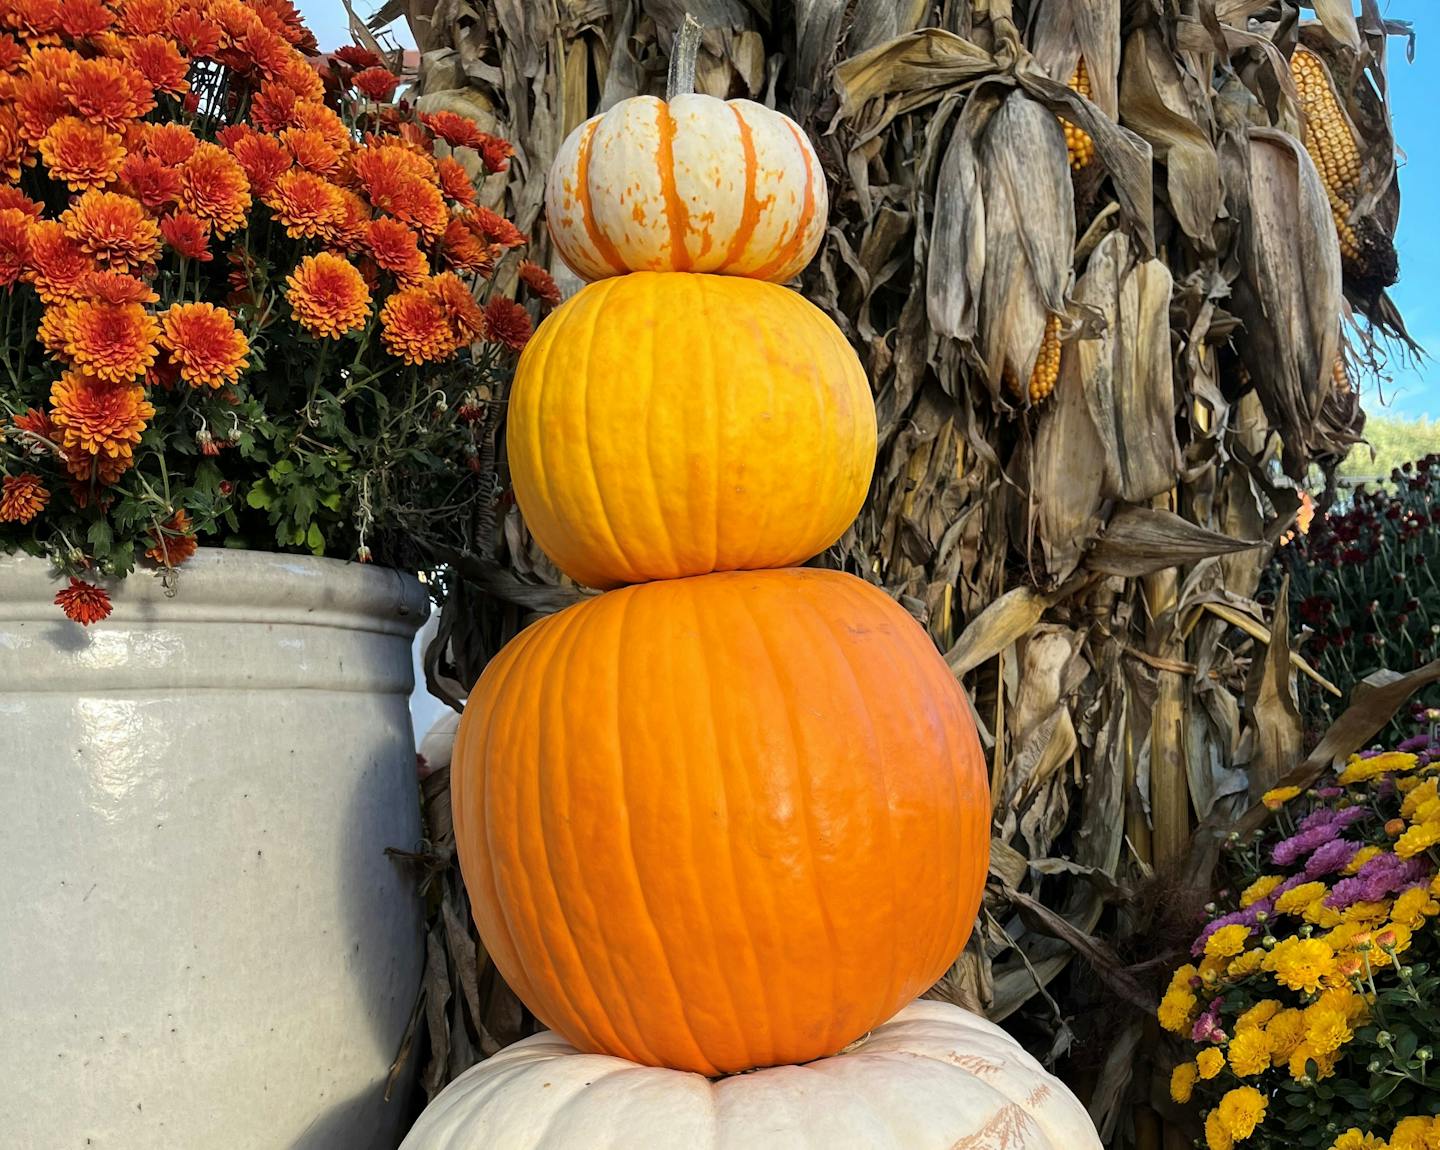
[306,521,324,554]
[246,482,275,510]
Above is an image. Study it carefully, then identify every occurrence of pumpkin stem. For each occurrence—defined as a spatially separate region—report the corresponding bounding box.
[666,13,703,99]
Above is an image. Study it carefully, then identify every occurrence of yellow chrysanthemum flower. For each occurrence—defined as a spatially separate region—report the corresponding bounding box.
[1217,1085,1267,1139]
[1264,937,1336,993]
[1388,1115,1436,1150]
[1266,1008,1308,1063]
[1170,1061,1197,1104]
[1227,949,1266,979]
[1226,1027,1273,1077]
[1303,1006,1353,1055]
[1275,881,1328,916]
[1401,778,1437,820]
[1390,886,1440,928]
[1330,1130,1388,1150]
[1341,900,1392,924]
[1338,751,1419,784]
[1262,785,1302,809]
[1240,875,1285,908]
[1206,1111,1235,1150]
[1394,820,1440,859]
[1236,999,1281,1032]
[1344,845,1383,874]
[1196,1047,1225,1079]
[1205,923,1252,959]
[1289,1041,1338,1082]
[1158,987,1198,1035]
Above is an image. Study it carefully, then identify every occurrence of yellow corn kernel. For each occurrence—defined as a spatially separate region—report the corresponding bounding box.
[1290,47,1362,259]
[1332,351,1350,394]
[1063,57,1095,171]
[1005,314,1064,403]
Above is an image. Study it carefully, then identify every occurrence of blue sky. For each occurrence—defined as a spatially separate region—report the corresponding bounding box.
[299,2,1437,420]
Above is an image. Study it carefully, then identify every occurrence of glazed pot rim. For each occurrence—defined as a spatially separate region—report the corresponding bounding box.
[1,547,430,634]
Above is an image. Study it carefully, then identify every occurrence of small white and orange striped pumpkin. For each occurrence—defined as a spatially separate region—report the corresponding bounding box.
[399,1000,1101,1150]
[545,93,827,283]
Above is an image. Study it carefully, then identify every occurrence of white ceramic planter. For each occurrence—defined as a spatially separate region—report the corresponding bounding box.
[0,549,429,1150]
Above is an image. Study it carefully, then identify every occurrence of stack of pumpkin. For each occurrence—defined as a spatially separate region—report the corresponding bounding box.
[403,29,1100,1150]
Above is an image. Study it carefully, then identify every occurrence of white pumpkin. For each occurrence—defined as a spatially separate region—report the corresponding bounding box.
[399,1000,1101,1149]
[545,93,827,283]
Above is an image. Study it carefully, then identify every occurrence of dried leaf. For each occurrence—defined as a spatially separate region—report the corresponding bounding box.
[1086,507,1262,577]
[1243,579,1303,795]
[1312,0,1363,52]
[944,584,1068,678]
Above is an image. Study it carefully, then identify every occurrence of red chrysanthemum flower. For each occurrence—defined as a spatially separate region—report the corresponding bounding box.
[50,368,154,466]
[41,297,160,381]
[365,216,427,285]
[169,8,221,58]
[60,190,162,273]
[11,406,57,453]
[23,220,95,301]
[145,507,197,566]
[380,286,455,364]
[420,110,486,150]
[60,57,154,132]
[159,302,249,388]
[476,133,514,174]
[123,34,189,95]
[39,116,125,191]
[440,215,492,274]
[160,211,212,261]
[436,155,477,205]
[353,65,398,102]
[468,204,525,249]
[517,259,562,307]
[0,206,29,286]
[223,127,291,197]
[142,121,199,166]
[264,167,345,240]
[117,0,177,38]
[0,472,48,523]
[82,268,158,305]
[178,142,252,237]
[429,271,486,341]
[333,45,383,70]
[116,153,183,212]
[54,577,112,625]
[0,185,42,217]
[284,251,371,338]
[280,125,342,176]
[58,0,113,39]
[483,297,532,352]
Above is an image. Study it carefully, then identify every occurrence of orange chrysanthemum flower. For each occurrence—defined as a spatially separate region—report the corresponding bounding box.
[0,205,29,285]
[42,297,160,381]
[39,116,125,190]
[420,110,486,150]
[435,155,476,205]
[285,251,370,338]
[518,259,561,306]
[124,35,189,95]
[24,219,95,301]
[365,216,426,285]
[58,0,113,39]
[484,297,532,352]
[145,508,197,566]
[169,8,221,57]
[477,134,513,174]
[54,577,112,625]
[50,368,154,465]
[249,79,300,133]
[116,153,182,212]
[61,57,154,132]
[429,271,486,340]
[469,204,526,249]
[223,126,291,197]
[280,125,342,176]
[142,121,200,166]
[277,55,324,101]
[0,472,48,523]
[333,46,383,70]
[0,33,23,73]
[61,190,162,273]
[83,268,158,305]
[11,406,57,450]
[353,66,397,102]
[160,211,212,261]
[331,187,372,250]
[292,99,350,152]
[0,185,41,217]
[12,73,68,145]
[117,0,178,38]
[380,286,454,364]
[159,302,249,388]
[178,142,251,237]
[264,167,344,239]
[440,215,490,274]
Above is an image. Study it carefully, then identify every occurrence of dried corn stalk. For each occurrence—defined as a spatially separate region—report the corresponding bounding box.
[381,2,1416,1145]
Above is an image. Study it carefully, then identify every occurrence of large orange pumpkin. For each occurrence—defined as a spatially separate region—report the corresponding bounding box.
[546,94,827,282]
[507,272,876,590]
[452,567,990,1076]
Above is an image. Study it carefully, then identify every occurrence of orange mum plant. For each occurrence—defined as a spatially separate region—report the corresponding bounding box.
[0,0,553,622]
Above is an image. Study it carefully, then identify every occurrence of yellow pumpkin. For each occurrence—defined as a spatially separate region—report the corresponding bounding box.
[507,272,875,589]
[545,94,827,282]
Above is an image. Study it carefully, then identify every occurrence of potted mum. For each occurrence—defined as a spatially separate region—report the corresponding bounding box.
[0,5,555,1146]
[1159,713,1440,1150]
